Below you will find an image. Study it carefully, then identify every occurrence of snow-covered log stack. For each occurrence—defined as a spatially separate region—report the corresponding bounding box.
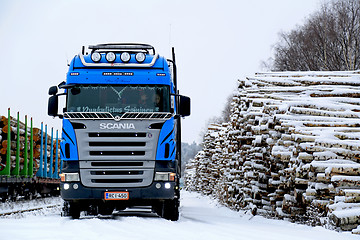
[185,71,360,233]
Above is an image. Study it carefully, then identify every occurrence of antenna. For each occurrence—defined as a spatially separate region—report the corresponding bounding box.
[169,24,172,56]
[65,52,70,66]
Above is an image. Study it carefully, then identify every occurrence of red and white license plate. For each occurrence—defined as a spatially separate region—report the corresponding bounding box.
[104,192,129,200]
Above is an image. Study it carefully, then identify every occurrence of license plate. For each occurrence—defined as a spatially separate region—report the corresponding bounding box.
[104,192,129,200]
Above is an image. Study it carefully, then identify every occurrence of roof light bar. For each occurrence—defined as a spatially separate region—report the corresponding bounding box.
[88,43,155,55]
[79,52,159,67]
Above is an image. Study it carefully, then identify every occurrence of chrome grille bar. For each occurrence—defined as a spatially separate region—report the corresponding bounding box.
[64,112,173,120]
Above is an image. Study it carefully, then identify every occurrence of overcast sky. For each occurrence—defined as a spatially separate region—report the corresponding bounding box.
[0,0,321,143]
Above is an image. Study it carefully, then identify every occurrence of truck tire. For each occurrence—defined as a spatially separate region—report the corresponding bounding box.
[69,202,81,219]
[63,201,81,219]
[162,199,179,221]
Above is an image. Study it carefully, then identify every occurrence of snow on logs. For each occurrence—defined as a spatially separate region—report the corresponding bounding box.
[185,71,360,233]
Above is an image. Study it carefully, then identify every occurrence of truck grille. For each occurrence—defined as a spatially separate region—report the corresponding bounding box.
[88,132,147,137]
[89,151,145,156]
[90,170,144,175]
[87,132,147,156]
[75,119,161,188]
[91,162,143,167]
[89,142,145,147]
[80,160,154,188]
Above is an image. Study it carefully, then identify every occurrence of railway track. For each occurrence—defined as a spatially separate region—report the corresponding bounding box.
[0,204,61,216]
[0,197,62,217]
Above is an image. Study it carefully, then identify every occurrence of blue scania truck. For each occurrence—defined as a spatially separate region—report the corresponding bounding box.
[48,43,190,220]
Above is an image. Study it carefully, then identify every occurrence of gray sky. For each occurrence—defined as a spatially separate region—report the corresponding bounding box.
[0,0,321,143]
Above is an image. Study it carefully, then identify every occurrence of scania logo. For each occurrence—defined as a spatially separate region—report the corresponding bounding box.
[100,123,135,130]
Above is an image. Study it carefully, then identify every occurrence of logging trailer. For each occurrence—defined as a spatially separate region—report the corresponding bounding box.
[48,43,190,220]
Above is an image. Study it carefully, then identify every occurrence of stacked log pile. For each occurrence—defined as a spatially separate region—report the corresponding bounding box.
[0,114,60,176]
[185,71,360,233]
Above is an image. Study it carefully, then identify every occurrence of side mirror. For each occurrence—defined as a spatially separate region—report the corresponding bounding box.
[48,95,59,117]
[49,86,58,95]
[179,96,190,117]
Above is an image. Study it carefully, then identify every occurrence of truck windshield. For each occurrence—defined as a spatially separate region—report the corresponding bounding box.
[67,84,171,114]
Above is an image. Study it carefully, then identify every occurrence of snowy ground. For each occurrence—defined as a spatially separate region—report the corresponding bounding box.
[0,191,358,240]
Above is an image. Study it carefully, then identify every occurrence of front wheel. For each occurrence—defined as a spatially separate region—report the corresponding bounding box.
[154,199,179,221]
[163,199,179,221]
[62,201,81,219]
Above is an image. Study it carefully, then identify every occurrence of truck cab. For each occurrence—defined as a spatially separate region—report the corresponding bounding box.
[48,43,190,220]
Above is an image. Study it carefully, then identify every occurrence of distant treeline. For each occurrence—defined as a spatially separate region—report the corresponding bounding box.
[181,142,201,176]
[265,0,360,71]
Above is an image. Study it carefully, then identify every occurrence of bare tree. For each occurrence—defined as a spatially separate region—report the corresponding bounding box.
[221,92,236,122]
[270,0,360,71]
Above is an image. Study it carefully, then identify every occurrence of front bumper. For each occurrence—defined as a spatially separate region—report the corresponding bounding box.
[60,181,177,201]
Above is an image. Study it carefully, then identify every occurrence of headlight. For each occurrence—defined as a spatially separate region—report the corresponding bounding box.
[135,52,146,63]
[105,52,116,62]
[154,172,176,181]
[120,52,131,63]
[60,173,80,182]
[91,52,101,62]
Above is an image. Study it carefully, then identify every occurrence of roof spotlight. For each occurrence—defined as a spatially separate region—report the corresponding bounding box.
[106,52,116,62]
[135,52,146,63]
[91,52,101,62]
[120,52,131,63]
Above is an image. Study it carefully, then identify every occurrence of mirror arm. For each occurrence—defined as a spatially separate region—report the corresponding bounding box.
[170,93,183,97]
[50,114,64,119]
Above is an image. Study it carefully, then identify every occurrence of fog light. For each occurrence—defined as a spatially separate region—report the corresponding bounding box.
[73,184,79,190]
[64,183,70,190]
[155,183,161,189]
[164,183,171,189]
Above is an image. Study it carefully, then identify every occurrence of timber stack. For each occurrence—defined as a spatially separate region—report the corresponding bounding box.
[185,71,360,233]
[0,113,60,176]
